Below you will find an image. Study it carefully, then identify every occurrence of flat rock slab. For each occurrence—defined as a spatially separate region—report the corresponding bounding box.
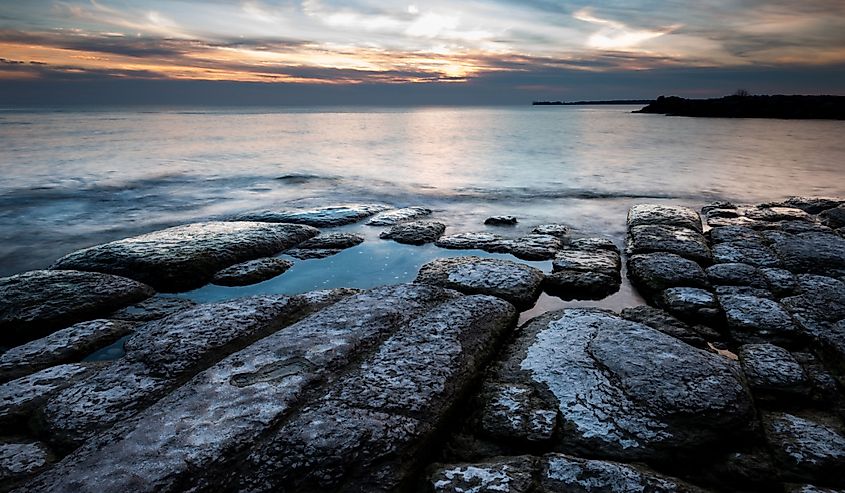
[0,364,93,426]
[211,257,292,286]
[479,384,557,443]
[567,236,619,253]
[541,453,707,492]
[435,232,512,253]
[627,252,708,295]
[628,204,703,232]
[720,294,800,346]
[430,456,536,493]
[482,308,753,462]
[0,270,153,347]
[768,232,845,275]
[712,240,781,268]
[709,225,763,244]
[745,206,813,223]
[366,206,432,226]
[627,224,712,264]
[739,344,809,400]
[552,248,621,278]
[781,275,845,332]
[509,234,563,261]
[782,196,845,214]
[658,287,722,325]
[485,216,518,226]
[380,220,446,245]
[22,285,515,492]
[621,305,709,349]
[415,256,544,310]
[108,296,197,322]
[532,224,570,239]
[543,270,620,301]
[764,413,845,485]
[0,319,135,382]
[819,205,845,229]
[707,262,767,287]
[51,222,318,292]
[234,203,391,226]
[293,232,364,250]
[0,442,50,484]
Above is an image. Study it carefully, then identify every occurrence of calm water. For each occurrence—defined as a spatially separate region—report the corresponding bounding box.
[1,106,844,284]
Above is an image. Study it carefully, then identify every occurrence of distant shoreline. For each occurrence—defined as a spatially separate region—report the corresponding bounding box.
[634,95,845,120]
[532,100,653,106]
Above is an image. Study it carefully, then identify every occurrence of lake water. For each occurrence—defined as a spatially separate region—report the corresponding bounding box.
[2,106,844,312]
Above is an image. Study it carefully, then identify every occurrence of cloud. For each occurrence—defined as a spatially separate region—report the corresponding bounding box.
[572,7,681,51]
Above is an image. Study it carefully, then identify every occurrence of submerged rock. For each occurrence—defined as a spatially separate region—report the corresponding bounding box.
[416,256,543,310]
[763,413,845,485]
[379,220,446,245]
[211,257,293,286]
[531,224,570,239]
[366,206,432,226]
[234,203,391,227]
[430,456,535,493]
[627,252,708,295]
[0,319,135,382]
[628,204,703,232]
[108,296,197,322]
[739,344,810,401]
[0,270,153,347]
[51,222,318,292]
[485,216,518,226]
[627,224,712,264]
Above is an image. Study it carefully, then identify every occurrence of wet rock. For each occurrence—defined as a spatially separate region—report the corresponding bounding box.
[0,319,135,382]
[763,413,845,485]
[22,285,509,492]
[211,257,293,286]
[785,485,845,493]
[621,305,708,348]
[709,225,763,244]
[239,295,517,491]
[707,215,763,229]
[435,232,511,253]
[0,270,153,347]
[714,285,774,299]
[0,364,93,425]
[52,222,318,292]
[430,456,535,493]
[702,201,737,215]
[782,196,844,214]
[40,290,356,448]
[552,248,621,279]
[541,453,707,492]
[780,221,835,235]
[628,204,703,232]
[284,248,341,259]
[543,270,620,301]
[365,206,432,226]
[0,442,50,483]
[706,263,767,287]
[761,268,800,298]
[479,384,557,443]
[379,220,446,245]
[720,294,800,346]
[792,352,842,404]
[485,216,518,226]
[745,206,813,223]
[627,224,712,264]
[509,234,562,261]
[819,205,845,229]
[769,232,845,275]
[781,275,845,337]
[567,236,619,253]
[109,296,197,322]
[484,309,753,462]
[739,344,810,400]
[712,241,781,268]
[658,287,722,325]
[628,252,708,295]
[294,232,364,250]
[531,224,570,239]
[814,320,845,378]
[416,257,543,310]
[234,203,391,227]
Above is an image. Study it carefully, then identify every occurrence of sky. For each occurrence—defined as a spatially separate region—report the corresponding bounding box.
[1,0,845,105]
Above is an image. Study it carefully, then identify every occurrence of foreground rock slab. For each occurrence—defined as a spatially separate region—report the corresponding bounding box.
[415,256,544,310]
[0,270,153,347]
[51,222,318,292]
[234,203,391,226]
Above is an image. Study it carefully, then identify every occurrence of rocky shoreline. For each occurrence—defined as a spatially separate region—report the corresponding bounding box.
[1,197,844,492]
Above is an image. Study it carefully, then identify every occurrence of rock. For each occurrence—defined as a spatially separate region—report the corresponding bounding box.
[233,203,391,226]
[763,413,845,485]
[483,308,753,462]
[761,268,800,298]
[0,364,93,425]
[712,241,781,268]
[543,270,620,301]
[781,275,845,337]
[627,224,712,264]
[416,257,543,310]
[739,344,810,400]
[567,236,619,253]
[706,263,767,287]
[479,384,557,443]
[627,253,708,295]
[658,287,722,325]
[814,320,845,378]
[430,456,535,493]
[365,206,432,226]
[628,204,703,232]
[22,285,514,492]
[238,295,517,491]
[211,257,292,286]
[782,196,844,214]
[709,225,763,244]
[435,232,511,253]
[531,224,569,239]
[702,201,737,214]
[819,205,845,229]
[51,222,318,292]
[108,296,197,322]
[284,248,342,259]
[39,290,356,448]
[0,319,135,382]
[509,234,563,261]
[485,216,518,226]
[791,352,842,404]
[621,305,708,348]
[0,270,153,347]
[552,248,621,279]
[379,221,446,245]
[785,485,845,493]
[769,232,845,275]
[720,294,800,346]
[714,285,774,299]
[707,215,763,229]
[780,221,835,235]
[293,232,364,250]
[0,442,50,483]
[745,206,813,223]
[541,453,707,492]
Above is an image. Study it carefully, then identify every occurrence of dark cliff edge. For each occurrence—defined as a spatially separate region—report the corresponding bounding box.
[635,95,845,120]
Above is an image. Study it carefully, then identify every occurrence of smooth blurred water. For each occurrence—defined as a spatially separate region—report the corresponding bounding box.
[1,105,844,276]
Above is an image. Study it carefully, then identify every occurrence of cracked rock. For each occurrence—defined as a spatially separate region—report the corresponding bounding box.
[627,224,712,264]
